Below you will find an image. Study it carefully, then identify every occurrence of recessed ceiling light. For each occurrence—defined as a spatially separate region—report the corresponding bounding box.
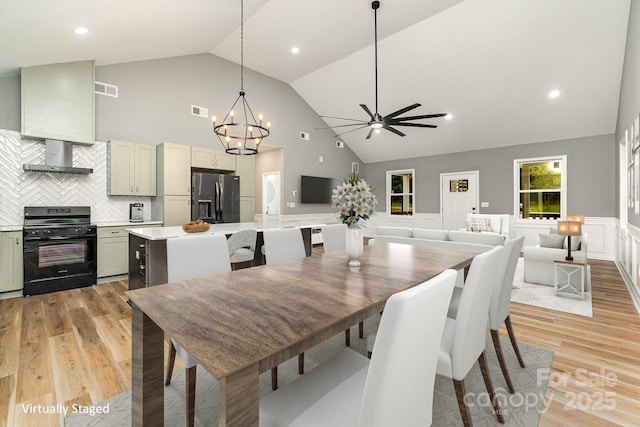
[74,27,89,35]
[445,114,452,120]
[548,89,560,98]
[291,47,300,54]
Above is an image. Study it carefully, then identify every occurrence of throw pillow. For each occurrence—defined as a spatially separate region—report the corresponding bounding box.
[539,234,565,249]
[465,217,491,232]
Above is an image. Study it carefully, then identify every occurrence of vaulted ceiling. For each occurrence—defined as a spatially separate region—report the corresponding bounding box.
[0,0,630,163]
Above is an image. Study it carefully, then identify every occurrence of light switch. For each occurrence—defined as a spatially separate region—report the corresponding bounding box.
[481,202,489,208]
[290,202,295,208]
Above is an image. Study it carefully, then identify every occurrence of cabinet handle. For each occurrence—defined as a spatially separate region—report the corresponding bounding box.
[111,230,120,234]
[136,185,139,192]
[131,185,134,192]
[15,237,20,245]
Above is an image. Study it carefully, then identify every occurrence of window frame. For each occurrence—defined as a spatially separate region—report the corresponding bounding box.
[513,155,567,222]
[386,169,415,216]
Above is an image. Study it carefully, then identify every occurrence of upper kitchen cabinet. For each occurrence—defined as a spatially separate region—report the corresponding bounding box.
[191,146,236,171]
[21,60,95,145]
[157,143,191,195]
[108,140,156,196]
[235,155,255,197]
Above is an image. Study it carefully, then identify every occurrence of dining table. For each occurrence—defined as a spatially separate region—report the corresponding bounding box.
[126,241,476,427]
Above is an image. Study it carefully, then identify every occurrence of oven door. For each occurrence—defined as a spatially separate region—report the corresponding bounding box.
[23,236,97,295]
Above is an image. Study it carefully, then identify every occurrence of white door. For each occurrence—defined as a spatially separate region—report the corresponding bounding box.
[262,171,281,216]
[440,171,479,231]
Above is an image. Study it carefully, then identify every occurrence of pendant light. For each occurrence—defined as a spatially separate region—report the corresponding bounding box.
[212,0,270,155]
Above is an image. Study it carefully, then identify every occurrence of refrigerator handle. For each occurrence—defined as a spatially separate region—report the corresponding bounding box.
[215,181,221,222]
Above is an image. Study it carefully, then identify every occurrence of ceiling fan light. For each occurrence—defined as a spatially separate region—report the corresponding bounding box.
[371,122,383,129]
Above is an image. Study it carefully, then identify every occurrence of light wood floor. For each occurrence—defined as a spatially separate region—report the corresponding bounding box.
[1,258,639,426]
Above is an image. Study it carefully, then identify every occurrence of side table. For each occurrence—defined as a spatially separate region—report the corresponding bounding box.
[554,257,586,300]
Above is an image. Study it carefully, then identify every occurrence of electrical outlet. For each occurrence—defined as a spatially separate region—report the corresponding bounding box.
[336,140,344,148]
[290,202,295,208]
[300,131,310,141]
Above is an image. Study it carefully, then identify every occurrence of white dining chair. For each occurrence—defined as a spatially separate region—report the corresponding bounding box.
[227,228,257,270]
[447,235,526,394]
[164,233,231,427]
[437,245,505,426]
[321,223,364,346]
[263,227,307,389]
[259,269,457,427]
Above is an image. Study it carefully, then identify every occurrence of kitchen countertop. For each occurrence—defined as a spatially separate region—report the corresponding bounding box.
[127,219,336,241]
[95,220,163,227]
[0,225,22,232]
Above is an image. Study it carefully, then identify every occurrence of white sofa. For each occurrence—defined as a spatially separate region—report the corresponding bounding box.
[465,213,511,237]
[372,226,505,252]
[523,233,588,287]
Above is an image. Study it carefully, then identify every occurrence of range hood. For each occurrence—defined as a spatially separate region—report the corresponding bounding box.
[23,139,93,174]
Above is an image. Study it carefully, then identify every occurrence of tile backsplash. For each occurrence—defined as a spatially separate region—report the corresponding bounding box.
[0,129,151,225]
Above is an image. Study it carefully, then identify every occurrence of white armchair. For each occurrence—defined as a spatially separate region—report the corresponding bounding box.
[523,232,588,287]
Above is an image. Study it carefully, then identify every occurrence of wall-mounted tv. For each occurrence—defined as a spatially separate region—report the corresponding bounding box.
[300,175,341,204]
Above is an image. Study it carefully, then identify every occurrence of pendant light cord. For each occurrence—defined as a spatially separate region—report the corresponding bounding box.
[240,0,244,93]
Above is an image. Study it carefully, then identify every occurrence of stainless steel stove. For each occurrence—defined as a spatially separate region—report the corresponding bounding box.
[23,206,97,296]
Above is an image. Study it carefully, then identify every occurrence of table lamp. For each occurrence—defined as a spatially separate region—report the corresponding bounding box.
[557,219,582,261]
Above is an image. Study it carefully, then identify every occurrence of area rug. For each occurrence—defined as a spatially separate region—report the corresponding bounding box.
[66,316,553,427]
[511,258,593,318]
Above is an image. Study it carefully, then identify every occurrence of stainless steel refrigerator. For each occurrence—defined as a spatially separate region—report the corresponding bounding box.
[191,172,240,223]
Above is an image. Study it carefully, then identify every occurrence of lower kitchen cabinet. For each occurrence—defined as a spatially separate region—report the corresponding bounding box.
[97,225,159,278]
[240,196,255,222]
[0,231,23,293]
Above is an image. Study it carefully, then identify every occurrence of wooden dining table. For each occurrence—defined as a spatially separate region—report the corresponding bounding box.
[126,242,476,427]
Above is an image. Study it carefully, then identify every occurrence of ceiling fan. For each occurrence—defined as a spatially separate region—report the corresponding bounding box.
[318,1,448,140]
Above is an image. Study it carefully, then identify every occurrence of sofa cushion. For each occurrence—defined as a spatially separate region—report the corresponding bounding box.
[465,217,491,232]
[412,228,449,241]
[539,234,565,248]
[448,230,504,246]
[375,226,413,238]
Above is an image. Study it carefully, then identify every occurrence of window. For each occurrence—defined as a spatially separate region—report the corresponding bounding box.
[514,156,566,220]
[386,169,415,215]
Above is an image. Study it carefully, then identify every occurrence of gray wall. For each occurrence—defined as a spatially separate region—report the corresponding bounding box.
[0,53,362,215]
[363,134,616,217]
[0,74,20,131]
[616,0,640,225]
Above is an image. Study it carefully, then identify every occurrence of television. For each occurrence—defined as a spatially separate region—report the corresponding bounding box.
[300,175,340,204]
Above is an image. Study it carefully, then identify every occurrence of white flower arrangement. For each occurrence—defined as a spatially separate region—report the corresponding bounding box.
[331,174,377,227]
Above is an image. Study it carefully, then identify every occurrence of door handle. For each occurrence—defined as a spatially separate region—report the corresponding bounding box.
[15,237,20,245]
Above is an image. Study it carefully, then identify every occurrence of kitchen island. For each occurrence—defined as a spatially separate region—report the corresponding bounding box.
[126,219,336,290]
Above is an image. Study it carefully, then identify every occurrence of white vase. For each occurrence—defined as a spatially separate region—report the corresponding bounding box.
[346,224,364,267]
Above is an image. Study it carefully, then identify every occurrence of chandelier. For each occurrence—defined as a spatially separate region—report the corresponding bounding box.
[212,0,271,155]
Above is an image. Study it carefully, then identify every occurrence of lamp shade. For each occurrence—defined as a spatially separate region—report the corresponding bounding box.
[566,215,585,224]
[557,220,582,236]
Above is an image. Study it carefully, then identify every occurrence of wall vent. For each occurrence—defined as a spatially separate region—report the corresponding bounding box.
[95,81,118,97]
[191,105,208,118]
[352,162,360,174]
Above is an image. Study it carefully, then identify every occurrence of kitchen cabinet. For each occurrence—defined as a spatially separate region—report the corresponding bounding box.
[155,196,191,227]
[240,196,256,222]
[97,224,159,278]
[108,140,156,196]
[191,147,236,171]
[0,231,23,293]
[21,60,95,145]
[157,143,191,195]
[235,155,255,197]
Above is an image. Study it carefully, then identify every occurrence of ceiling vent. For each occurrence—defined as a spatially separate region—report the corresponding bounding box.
[95,81,118,97]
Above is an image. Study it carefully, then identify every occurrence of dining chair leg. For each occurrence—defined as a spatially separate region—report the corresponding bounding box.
[359,321,364,338]
[491,329,515,394]
[344,328,351,346]
[298,353,304,375]
[505,315,526,368]
[453,379,472,427]
[478,352,505,424]
[165,341,176,386]
[186,365,196,427]
[271,367,278,390]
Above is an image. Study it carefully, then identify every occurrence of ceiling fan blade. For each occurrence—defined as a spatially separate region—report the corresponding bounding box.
[384,103,421,120]
[383,125,406,137]
[319,115,368,122]
[365,128,374,140]
[390,122,438,129]
[360,104,375,119]
[390,113,448,121]
[314,122,369,130]
[335,125,370,137]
